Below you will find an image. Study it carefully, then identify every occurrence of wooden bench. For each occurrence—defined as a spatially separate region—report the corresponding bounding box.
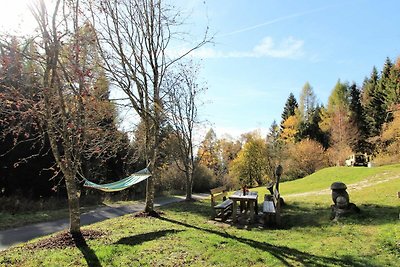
[263,188,281,226]
[210,186,233,221]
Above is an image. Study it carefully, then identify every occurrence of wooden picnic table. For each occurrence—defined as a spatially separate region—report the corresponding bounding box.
[229,191,258,223]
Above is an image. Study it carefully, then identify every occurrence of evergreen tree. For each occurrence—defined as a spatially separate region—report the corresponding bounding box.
[361,66,379,106]
[362,66,386,137]
[377,57,393,118]
[281,93,298,125]
[297,105,326,147]
[367,90,387,136]
[267,120,280,144]
[379,57,393,90]
[348,82,369,152]
[327,80,350,113]
[296,83,324,144]
[386,57,400,107]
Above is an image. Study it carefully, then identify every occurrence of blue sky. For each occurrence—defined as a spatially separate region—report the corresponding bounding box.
[2,0,400,140]
[176,0,400,138]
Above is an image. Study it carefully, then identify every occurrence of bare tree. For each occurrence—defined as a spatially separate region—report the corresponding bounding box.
[28,0,84,235]
[26,0,125,235]
[164,61,205,200]
[328,108,357,166]
[88,0,210,212]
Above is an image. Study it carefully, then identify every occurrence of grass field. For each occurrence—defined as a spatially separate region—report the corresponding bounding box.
[1,165,399,266]
[0,205,101,230]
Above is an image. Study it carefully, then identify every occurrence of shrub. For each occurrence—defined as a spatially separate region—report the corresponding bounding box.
[156,163,186,193]
[374,110,400,165]
[283,139,328,180]
[192,164,217,192]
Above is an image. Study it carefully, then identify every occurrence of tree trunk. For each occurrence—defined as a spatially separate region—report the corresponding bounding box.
[186,173,193,200]
[185,163,193,201]
[144,178,155,213]
[144,150,156,213]
[64,171,81,235]
[144,114,158,213]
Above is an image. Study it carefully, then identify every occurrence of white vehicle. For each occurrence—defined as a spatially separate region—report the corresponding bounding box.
[345,153,370,167]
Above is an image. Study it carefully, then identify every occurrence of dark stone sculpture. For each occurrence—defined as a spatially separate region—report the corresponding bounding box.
[330,182,360,219]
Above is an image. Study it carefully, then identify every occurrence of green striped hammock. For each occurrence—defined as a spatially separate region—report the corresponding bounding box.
[83,168,151,192]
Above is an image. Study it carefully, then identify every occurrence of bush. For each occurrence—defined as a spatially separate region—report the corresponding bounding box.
[219,173,240,191]
[192,164,217,192]
[326,145,352,166]
[374,110,400,165]
[283,139,328,180]
[156,163,186,193]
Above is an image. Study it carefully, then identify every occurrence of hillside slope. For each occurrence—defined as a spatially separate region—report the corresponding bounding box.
[280,164,400,195]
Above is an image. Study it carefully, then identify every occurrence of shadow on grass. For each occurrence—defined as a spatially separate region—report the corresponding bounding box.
[160,199,212,217]
[342,204,399,225]
[161,200,327,229]
[271,202,399,229]
[158,216,378,267]
[73,232,102,267]
[115,229,184,246]
[161,199,399,229]
[280,203,330,229]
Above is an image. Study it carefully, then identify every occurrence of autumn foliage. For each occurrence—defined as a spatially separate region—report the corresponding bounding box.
[284,139,327,179]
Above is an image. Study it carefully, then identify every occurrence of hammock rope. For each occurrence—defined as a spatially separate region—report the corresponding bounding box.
[83,168,151,192]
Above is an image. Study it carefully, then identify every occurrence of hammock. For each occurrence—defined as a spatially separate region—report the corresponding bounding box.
[83,168,151,192]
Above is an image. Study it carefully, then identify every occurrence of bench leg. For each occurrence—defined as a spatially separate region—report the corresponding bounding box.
[221,206,232,221]
[275,211,281,227]
[263,213,269,225]
[263,213,275,226]
[211,208,217,219]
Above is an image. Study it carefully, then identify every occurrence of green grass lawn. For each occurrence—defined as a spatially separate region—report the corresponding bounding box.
[0,210,69,230]
[1,165,399,266]
[281,164,400,195]
[0,205,102,230]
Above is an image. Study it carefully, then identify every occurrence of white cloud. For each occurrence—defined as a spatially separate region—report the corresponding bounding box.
[214,126,270,140]
[252,36,304,59]
[179,36,305,60]
[190,47,225,58]
[219,4,340,37]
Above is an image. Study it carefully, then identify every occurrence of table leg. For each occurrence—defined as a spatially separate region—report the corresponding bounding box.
[232,200,238,223]
[249,200,255,223]
[255,198,258,215]
[240,200,246,213]
[245,200,250,214]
